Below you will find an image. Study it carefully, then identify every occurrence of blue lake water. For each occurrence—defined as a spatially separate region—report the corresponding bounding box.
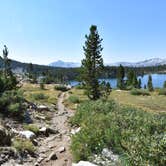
[70,74,166,88]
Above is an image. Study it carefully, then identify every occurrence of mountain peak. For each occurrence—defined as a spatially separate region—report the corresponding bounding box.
[49,60,80,68]
[108,58,166,67]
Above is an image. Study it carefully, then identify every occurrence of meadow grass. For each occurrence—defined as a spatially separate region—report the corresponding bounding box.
[21,83,61,105]
[67,88,166,113]
[71,100,166,165]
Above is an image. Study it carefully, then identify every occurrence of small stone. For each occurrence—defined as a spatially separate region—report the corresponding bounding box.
[37,157,44,163]
[37,105,49,111]
[48,151,58,160]
[58,146,65,153]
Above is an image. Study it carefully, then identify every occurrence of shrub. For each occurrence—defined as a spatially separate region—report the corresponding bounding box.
[54,85,68,92]
[158,88,166,95]
[68,95,80,104]
[23,124,39,134]
[12,138,35,153]
[71,100,166,165]
[0,90,25,118]
[32,93,48,100]
[75,84,84,89]
[40,82,45,90]
[130,88,150,96]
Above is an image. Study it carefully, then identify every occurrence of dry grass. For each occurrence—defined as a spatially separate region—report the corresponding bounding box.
[63,88,88,110]
[65,88,166,113]
[110,90,166,113]
[21,83,61,105]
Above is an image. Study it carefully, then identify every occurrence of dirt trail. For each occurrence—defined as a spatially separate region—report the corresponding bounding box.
[39,92,74,166]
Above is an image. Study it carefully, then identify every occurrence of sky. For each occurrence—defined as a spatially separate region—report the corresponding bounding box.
[0,0,166,65]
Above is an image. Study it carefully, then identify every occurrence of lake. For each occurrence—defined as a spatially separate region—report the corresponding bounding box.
[70,74,166,88]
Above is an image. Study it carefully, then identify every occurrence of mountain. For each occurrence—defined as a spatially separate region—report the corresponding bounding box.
[108,58,166,67]
[49,60,80,68]
[49,58,166,68]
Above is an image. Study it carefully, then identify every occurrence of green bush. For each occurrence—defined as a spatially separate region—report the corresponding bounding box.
[71,100,166,165]
[23,124,39,134]
[40,82,45,90]
[68,95,80,104]
[0,90,25,118]
[130,88,150,96]
[158,88,166,95]
[12,138,36,153]
[54,85,68,92]
[32,93,48,100]
[75,84,84,89]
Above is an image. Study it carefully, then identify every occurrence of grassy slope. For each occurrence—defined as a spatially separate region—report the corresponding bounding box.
[110,90,166,113]
[21,83,61,106]
[65,88,166,113]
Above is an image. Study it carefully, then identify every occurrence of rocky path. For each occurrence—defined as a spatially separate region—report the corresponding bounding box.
[37,92,74,166]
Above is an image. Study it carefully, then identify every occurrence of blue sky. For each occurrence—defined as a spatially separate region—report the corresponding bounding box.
[0,0,166,65]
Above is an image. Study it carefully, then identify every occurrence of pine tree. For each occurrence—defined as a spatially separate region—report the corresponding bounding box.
[132,72,138,88]
[81,25,104,100]
[117,64,125,89]
[2,45,12,78]
[1,45,17,90]
[100,81,111,100]
[126,70,134,86]
[148,75,154,91]
[138,78,142,89]
[163,81,166,88]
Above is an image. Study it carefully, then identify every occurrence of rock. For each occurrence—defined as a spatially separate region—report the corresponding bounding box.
[47,151,58,160]
[0,125,11,146]
[32,139,38,146]
[39,127,59,136]
[24,110,33,124]
[71,127,81,135]
[72,161,97,166]
[19,130,36,140]
[102,148,119,162]
[35,114,46,120]
[39,127,49,137]
[58,146,65,153]
[37,105,49,111]
[47,127,59,134]
[37,157,44,162]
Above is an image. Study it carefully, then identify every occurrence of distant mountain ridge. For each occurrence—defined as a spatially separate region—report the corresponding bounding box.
[109,58,166,67]
[49,60,80,68]
[49,58,166,68]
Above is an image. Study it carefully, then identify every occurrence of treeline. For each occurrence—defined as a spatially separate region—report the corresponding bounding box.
[0,53,166,82]
[117,64,155,91]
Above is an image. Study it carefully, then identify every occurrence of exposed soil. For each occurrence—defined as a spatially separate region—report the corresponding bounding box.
[38,92,74,166]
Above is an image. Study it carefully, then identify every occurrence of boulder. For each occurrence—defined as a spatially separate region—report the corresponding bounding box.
[37,105,49,111]
[19,130,36,140]
[0,125,11,146]
[72,161,97,166]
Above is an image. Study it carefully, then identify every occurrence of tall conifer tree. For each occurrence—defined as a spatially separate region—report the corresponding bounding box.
[81,25,104,100]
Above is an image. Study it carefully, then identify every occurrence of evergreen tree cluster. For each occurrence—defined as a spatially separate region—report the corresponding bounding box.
[117,65,154,91]
[0,45,18,93]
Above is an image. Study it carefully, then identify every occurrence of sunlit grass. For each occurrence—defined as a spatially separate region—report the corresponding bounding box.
[66,88,166,112]
[21,83,61,105]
